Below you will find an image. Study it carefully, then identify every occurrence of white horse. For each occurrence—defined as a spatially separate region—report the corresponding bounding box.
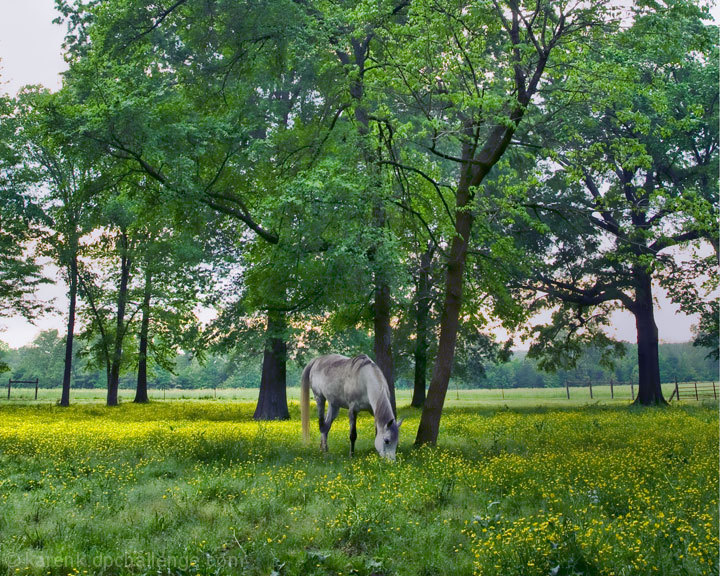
[301,354,402,460]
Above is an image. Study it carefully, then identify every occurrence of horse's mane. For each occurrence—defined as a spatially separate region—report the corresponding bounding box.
[362,360,394,426]
[351,354,373,369]
[373,393,395,427]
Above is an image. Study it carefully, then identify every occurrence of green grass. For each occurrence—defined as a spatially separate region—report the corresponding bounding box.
[2,382,710,407]
[0,400,717,576]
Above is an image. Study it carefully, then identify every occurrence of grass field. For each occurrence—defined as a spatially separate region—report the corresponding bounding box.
[1,382,704,406]
[0,398,717,576]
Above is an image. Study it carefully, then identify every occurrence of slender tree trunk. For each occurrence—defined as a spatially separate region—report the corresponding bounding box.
[60,255,78,407]
[254,310,289,420]
[134,269,152,403]
[340,38,396,413]
[632,269,665,405]
[416,170,474,445]
[372,200,395,413]
[107,235,131,407]
[374,279,396,413]
[411,245,434,408]
[413,15,547,442]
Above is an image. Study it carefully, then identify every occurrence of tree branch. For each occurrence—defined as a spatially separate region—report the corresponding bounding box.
[650,230,702,253]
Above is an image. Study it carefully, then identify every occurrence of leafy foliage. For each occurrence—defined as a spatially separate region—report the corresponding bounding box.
[521,3,718,375]
[0,94,48,319]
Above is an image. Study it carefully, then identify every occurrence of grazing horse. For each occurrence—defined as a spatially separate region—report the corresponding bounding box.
[301,354,403,460]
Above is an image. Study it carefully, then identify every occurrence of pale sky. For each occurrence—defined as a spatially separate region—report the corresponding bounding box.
[0,0,716,349]
[0,0,66,96]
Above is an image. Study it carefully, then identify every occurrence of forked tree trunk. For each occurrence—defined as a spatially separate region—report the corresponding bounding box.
[107,235,131,407]
[411,245,434,408]
[414,5,550,443]
[134,269,152,404]
[60,255,78,407]
[632,269,665,405]
[415,177,475,445]
[254,310,289,420]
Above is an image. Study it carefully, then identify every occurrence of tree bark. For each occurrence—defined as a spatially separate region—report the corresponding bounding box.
[254,310,289,420]
[134,268,152,403]
[107,233,131,407]
[411,244,434,408]
[373,279,396,413]
[60,255,78,407]
[372,200,396,413]
[632,268,666,405]
[416,175,475,445]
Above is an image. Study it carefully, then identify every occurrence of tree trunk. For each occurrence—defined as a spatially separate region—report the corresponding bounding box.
[632,269,665,405]
[254,310,289,420]
[344,39,396,414]
[374,279,396,413]
[411,244,434,408]
[107,235,131,407]
[134,269,152,403]
[372,199,395,413]
[412,17,546,442]
[60,255,78,407]
[415,172,474,445]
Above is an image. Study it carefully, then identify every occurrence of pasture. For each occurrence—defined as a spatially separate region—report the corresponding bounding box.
[0,399,717,576]
[0,382,689,406]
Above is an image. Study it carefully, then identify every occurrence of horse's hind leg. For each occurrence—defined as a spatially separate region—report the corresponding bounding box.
[316,395,327,451]
[349,409,357,457]
[320,402,339,453]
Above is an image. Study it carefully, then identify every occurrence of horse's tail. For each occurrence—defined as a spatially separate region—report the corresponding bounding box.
[301,361,312,442]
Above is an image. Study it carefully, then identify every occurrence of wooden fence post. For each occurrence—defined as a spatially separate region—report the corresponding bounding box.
[7,378,10,400]
[610,379,614,399]
[675,378,679,402]
[565,380,570,400]
[589,379,593,399]
[630,382,635,401]
[713,382,717,400]
[694,382,699,401]
[34,378,38,400]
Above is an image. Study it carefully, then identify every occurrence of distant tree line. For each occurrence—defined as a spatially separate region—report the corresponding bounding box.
[2,330,716,392]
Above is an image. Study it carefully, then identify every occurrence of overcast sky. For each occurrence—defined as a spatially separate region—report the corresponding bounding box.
[0,0,715,349]
[0,0,66,96]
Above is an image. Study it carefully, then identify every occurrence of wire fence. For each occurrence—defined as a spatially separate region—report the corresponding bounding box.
[2,380,717,406]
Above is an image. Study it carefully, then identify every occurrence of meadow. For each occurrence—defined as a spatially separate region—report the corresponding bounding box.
[1,382,689,406]
[0,397,717,576]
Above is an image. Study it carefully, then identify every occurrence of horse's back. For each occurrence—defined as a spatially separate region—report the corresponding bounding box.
[308,354,377,411]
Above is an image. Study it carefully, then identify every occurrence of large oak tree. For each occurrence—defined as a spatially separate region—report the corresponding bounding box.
[523,2,718,405]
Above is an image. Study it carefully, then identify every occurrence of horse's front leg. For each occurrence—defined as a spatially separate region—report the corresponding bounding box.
[348,409,357,457]
[320,403,339,453]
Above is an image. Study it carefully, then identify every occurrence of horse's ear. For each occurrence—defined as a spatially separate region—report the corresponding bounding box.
[385,418,403,430]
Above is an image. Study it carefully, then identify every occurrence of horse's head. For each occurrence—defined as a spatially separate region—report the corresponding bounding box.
[375,418,403,460]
